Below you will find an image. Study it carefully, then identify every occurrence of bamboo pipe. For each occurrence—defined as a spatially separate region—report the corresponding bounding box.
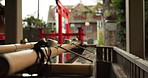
[50,63,93,76]
[0,42,36,53]
[0,41,80,76]
[0,49,37,76]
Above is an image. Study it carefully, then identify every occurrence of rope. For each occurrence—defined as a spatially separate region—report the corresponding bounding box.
[14,44,18,52]
[32,40,52,76]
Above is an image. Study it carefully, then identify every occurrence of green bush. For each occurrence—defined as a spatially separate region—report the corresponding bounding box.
[111,0,126,49]
[98,27,104,46]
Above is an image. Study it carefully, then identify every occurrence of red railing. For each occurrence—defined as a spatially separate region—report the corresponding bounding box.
[38,27,85,43]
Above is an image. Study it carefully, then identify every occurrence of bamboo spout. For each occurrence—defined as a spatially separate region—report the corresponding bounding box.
[0,42,36,53]
[0,40,81,76]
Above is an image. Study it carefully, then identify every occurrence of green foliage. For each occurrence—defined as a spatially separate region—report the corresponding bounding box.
[116,24,126,49]
[83,2,103,14]
[23,16,45,27]
[111,0,126,49]
[23,16,53,41]
[84,6,95,14]
[111,0,123,7]
[96,2,103,7]
[44,23,54,34]
[98,28,104,46]
[104,10,111,17]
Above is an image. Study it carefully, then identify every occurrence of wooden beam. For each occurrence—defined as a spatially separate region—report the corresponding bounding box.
[50,63,93,76]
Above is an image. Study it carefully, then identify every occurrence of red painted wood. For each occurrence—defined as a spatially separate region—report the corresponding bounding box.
[58,12,63,63]
[78,27,84,43]
[38,29,44,39]
[0,33,5,40]
[51,31,55,39]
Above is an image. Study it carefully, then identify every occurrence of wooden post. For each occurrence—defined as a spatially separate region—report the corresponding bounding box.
[78,27,84,43]
[66,16,70,61]
[96,47,103,61]
[126,0,145,58]
[58,7,63,63]
[5,0,23,44]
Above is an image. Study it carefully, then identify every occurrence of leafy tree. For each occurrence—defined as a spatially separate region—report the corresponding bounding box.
[111,0,126,49]
[23,16,45,41]
[103,0,116,20]
[98,27,104,46]
[23,16,54,41]
[83,3,103,14]
[23,16,45,28]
